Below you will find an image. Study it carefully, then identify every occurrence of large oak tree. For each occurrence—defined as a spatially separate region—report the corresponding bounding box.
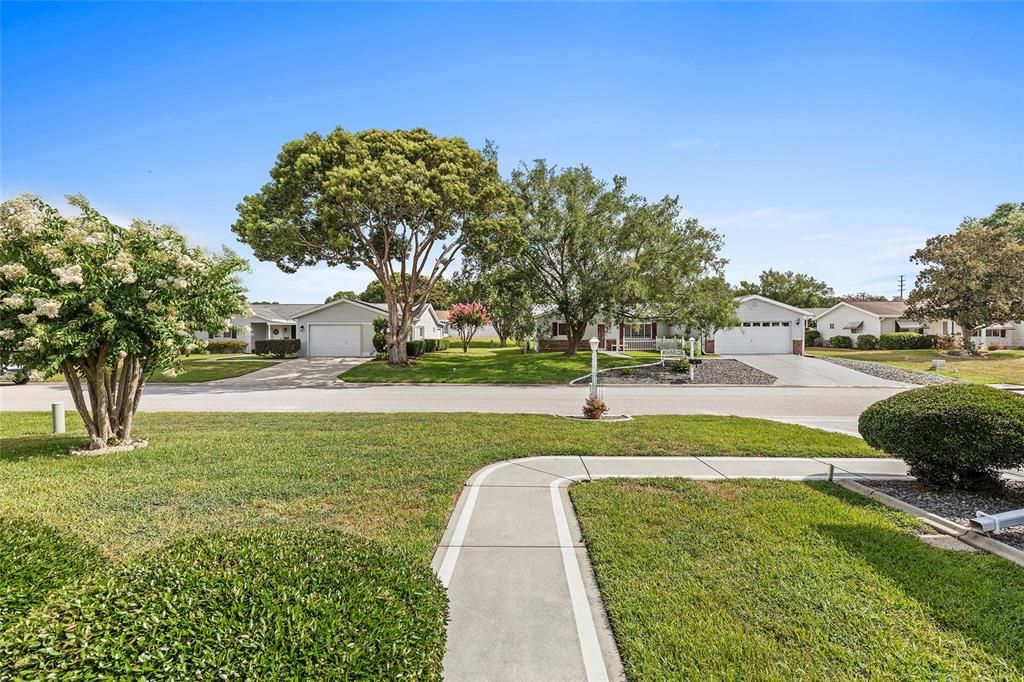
[510,160,730,354]
[233,127,518,365]
[907,224,1024,352]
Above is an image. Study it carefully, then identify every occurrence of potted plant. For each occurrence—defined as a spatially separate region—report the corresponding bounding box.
[583,397,608,420]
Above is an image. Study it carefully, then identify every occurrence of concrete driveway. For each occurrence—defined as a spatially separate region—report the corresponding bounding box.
[211,357,369,387]
[725,354,912,387]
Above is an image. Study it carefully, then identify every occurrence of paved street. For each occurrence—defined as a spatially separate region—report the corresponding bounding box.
[432,455,912,681]
[1,381,906,435]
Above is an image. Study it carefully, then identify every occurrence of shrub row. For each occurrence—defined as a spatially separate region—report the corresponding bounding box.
[0,519,102,634]
[879,332,933,350]
[0,530,447,680]
[406,338,450,357]
[204,339,248,354]
[254,339,300,358]
[860,384,1024,490]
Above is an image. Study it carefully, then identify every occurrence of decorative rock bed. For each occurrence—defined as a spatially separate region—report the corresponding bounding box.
[862,479,1024,551]
[815,356,961,385]
[596,359,776,385]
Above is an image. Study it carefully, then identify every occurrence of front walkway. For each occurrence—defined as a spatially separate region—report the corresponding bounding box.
[432,455,910,681]
[726,354,912,387]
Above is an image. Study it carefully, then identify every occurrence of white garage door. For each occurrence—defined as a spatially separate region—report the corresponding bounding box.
[308,324,362,357]
[715,322,792,354]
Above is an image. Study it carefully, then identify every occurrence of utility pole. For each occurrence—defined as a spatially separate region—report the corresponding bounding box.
[898,275,905,301]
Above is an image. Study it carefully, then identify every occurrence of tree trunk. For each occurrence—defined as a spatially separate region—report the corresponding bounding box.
[61,352,147,450]
[958,320,976,355]
[563,317,587,356]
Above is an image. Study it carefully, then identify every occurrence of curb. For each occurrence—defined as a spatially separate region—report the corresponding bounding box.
[836,479,1024,568]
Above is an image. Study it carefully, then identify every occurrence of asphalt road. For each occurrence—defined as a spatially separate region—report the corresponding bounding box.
[1,382,904,435]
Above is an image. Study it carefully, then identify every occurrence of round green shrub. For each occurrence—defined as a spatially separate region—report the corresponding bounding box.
[859,384,1024,489]
[855,334,878,350]
[671,358,691,372]
[829,335,853,348]
[0,519,102,633]
[878,332,932,350]
[0,530,447,680]
[804,328,821,347]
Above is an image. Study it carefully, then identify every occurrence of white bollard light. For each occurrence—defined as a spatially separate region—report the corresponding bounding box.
[52,402,65,434]
[689,336,696,359]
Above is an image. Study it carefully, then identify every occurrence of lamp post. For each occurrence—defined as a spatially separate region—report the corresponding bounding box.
[589,336,600,399]
[688,336,696,360]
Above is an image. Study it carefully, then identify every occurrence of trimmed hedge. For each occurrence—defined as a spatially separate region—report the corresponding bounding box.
[0,519,102,633]
[0,530,447,679]
[205,339,247,354]
[829,335,853,348]
[879,332,932,350]
[804,329,821,347]
[254,338,300,358]
[855,334,878,350]
[407,339,425,357]
[407,338,450,357]
[859,384,1024,489]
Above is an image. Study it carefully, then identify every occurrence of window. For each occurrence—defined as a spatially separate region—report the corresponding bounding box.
[781,322,790,327]
[829,323,835,329]
[555,322,569,336]
[623,323,654,338]
[742,322,751,327]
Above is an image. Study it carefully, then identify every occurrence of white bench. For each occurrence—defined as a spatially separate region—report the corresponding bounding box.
[660,348,689,365]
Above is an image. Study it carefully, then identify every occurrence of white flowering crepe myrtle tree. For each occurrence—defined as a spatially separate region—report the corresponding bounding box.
[0,194,249,451]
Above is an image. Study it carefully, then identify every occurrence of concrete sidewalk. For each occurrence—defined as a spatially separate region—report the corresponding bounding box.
[431,455,910,681]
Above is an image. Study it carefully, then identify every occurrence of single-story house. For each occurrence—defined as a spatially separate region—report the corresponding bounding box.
[533,295,812,355]
[813,300,1024,348]
[197,300,442,357]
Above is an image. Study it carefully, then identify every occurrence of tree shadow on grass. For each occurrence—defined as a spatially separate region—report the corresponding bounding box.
[818,520,1024,674]
[0,518,103,633]
[0,435,87,462]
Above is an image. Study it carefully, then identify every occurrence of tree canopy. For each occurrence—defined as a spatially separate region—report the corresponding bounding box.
[734,270,838,309]
[841,292,891,302]
[510,160,730,353]
[357,276,456,310]
[906,224,1024,351]
[968,201,1024,244]
[0,194,248,450]
[324,290,358,304]
[233,127,518,364]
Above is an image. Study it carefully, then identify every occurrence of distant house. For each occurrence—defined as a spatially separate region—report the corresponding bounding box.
[533,295,812,355]
[813,300,1024,348]
[196,300,442,357]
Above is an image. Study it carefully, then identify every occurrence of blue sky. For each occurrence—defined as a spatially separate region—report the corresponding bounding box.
[3,2,1022,303]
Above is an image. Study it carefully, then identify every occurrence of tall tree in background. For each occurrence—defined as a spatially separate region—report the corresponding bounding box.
[971,201,1024,244]
[906,224,1024,353]
[735,270,838,309]
[233,127,517,365]
[324,290,359,304]
[511,161,730,354]
[454,261,533,347]
[841,292,891,302]
[359,276,457,310]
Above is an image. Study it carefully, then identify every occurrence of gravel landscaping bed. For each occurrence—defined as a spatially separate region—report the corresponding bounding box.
[863,479,1024,551]
[815,356,961,385]
[597,359,776,385]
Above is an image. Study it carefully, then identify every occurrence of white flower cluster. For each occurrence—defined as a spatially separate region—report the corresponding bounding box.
[1,196,44,236]
[20,336,39,350]
[52,264,84,286]
[41,244,63,262]
[32,298,61,318]
[0,263,29,280]
[2,294,25,309]
[17,313,38,327]
[0,329,15,340]
[105,252,137,284]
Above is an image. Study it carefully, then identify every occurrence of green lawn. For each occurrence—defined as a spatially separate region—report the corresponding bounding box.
[808,347,1024,384]
[340,346,645,383]
[0,412,876,561]
[38,354,276,384]
[0,413,875,677]
[571,478,1024,681]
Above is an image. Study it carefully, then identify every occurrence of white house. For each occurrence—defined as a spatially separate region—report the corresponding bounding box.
[197,300,442,357]
[813,300,1024,348]
[533,295,812,355]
